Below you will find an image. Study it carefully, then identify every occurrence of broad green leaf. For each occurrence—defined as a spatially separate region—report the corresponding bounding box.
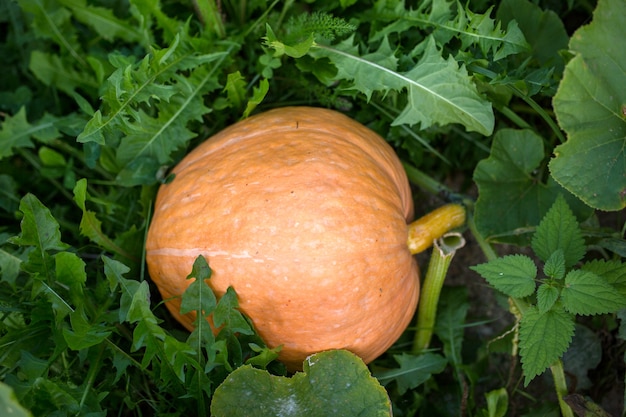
[581,259,626,295]
[536,283,560,314]
[471,255,537,298]
[0,382,32,417]
[518,304,574,385]
[473,128,591,244]
[0,248,24,289]
[561,270,626,315]
[308,35,494,135]
[531,195,585,269]
[210,350,392,417]
[374,352,447,395]
[549,0,626,210]
[543,250,565,280]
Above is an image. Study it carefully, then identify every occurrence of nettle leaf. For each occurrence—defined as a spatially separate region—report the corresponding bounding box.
[543,250,566,280]
[561,270,626,316]
[549,0,626,210]
[210,350,392,417]
[536,283,560,314]
[0,108,61,160]
[531,195,585,269]
[374,352,447,395]
[471,255,537,298]
[581,259,626,295]
[519,304,574,385]
[473,129,591,244]
[308,35,494,135]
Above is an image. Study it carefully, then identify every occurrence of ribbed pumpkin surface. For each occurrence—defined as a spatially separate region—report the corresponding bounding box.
[145,106,419,370]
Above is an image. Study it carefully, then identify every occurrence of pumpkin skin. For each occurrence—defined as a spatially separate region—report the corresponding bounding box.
[145,106,419,371]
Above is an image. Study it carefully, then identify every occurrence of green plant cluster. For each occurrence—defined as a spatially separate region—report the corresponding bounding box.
[1,0,625,416]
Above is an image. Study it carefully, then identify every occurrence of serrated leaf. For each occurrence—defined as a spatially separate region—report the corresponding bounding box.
[211,350,392,417]
[73,179,133,259]
[561,269,626,315]
[581,259,626,295]
[374,352,447,395]
[57,0,143,43]
[536,283,560,313]
[309,35,494,134]
[29,50,98,96]
[531,195,585,268]
[213,287,253,335]
[62,306,111,350]
[373,0,529,61]
[9,194,69,252]
[471,255,537,298]
[543,250,566,280]
[549,0,626,211]
[519,304,574,385]
[473,129,592,244]
[0,108,61,160]
[243,78,269,118]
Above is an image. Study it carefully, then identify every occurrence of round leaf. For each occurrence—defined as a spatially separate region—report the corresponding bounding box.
[210,349,392,417]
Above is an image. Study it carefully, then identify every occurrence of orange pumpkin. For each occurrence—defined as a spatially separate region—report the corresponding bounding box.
[145,106,462,370]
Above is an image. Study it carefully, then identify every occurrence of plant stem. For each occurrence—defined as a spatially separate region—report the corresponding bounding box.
[413,233,466,353]
[551,359,574,417]
[407,203,466,255]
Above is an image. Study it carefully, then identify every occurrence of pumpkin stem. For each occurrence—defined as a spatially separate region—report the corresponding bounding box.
[407,203,466,255]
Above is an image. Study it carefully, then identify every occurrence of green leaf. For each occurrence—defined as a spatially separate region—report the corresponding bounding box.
[213,287,253,335]
[223,71,247,110]
[536,283,560,314]
[308,35,494,135]
[62,306,111,350]
[518,304,574,385]
[549,0,626,210]
[484,387,508,417]
[0,381,32,417]
[210,350,392,417]
[72,179,133,259]
[561,269,626,315]
[471,255,537,298]
[56,0,143,43]
[29,50,98,96]
[264,24,315,58]
[374,352,447,395]
[9,194,68,252]
[0,108,61,160]
[243,78,269,118]
[581,259,626,295]
[181,255,217,318]
[543,250,566,280]
[473,129,592,244]
[531,195,585,269]
[433,286,469,364]
[54,251,86,307]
